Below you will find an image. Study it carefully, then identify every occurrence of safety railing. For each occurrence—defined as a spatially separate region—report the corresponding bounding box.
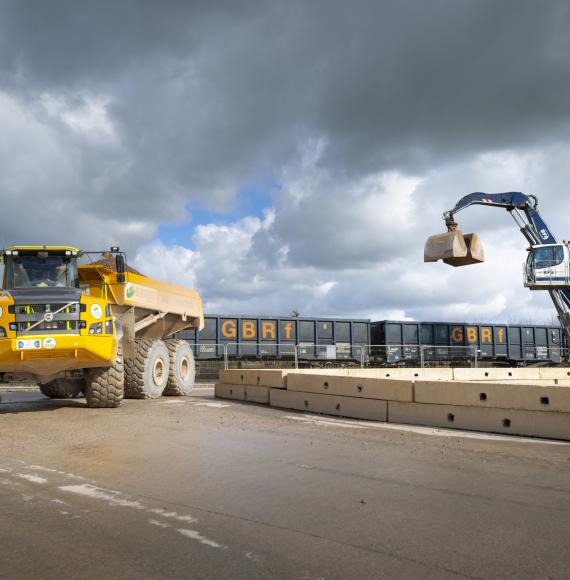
[189,342,568,379]
[523,259,570,288]
[190,343,230,380]
[224,342,298,371]
[361,344,479,368]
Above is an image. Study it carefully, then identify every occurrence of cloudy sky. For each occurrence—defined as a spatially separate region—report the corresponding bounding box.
[1,0,569,323]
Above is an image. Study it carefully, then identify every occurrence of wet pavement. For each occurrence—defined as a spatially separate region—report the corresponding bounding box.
[1,385,569,579]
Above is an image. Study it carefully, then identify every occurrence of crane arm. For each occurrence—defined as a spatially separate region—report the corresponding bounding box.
[430,191,570,354]
[444,192,557,245]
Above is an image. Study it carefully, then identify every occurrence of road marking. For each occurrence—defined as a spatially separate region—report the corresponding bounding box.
[149,519,170,529]
[15,473,48,484]
[60,484,146,509]
[148,519,225,549]
[2,462,226,548]
[148,508,197,523]
[193,402,231,408]
[29,465,57,473]
[29,465,84,479]
[177,528,226,549]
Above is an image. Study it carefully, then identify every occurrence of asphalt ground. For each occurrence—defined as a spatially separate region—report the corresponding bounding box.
[1,385,569,579]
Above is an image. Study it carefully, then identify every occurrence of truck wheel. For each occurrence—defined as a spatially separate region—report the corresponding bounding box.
[39,379,83,399]
[164,339,196,396]
[124,338,169,399]
[84,343,124,408]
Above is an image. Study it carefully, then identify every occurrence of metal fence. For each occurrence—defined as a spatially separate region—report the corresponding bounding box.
[191,342,569,379]
[362,344,479,368]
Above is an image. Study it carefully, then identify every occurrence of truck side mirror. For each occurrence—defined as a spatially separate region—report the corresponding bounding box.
[115,254,126,283]
[116,254,126,274]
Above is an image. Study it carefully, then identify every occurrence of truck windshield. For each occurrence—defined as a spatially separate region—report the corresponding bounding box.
[5,255,79,288]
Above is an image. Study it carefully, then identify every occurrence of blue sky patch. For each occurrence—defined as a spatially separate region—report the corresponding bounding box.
[158,182,277,248]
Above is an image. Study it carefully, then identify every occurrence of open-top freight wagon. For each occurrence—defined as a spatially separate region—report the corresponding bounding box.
[175,315,371,366]
[372,320,565,365]
[174,314,566,368]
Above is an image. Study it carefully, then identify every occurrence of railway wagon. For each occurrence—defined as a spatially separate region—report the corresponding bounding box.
[174,314,371,365]
[371,320,565,365]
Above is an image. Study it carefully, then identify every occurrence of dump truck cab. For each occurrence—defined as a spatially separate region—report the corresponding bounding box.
[0,246,120,385]
[525,243,570,289]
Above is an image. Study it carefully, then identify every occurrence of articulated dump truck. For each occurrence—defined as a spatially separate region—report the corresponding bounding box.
[0,246,204,408]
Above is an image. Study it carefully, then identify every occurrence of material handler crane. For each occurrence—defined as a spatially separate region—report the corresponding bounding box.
[424,192,570,349]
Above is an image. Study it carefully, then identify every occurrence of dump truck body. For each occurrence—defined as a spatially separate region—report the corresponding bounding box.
[78,264,203,357]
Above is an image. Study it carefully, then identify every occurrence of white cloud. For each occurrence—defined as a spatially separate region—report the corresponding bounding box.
[1,1,569,329]
[39,92,119,145]
[131,144,567,325]
[134,241,197,288]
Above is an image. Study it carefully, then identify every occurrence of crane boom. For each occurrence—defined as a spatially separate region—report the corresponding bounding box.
[425,192,570,355]
[444,192,556,245]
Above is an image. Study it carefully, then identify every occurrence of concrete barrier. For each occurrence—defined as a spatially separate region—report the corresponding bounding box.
[214,383,246,401]
[480,379,570,386]
[270,389,388,421]
[292,368,452,379]
[346,368,453,380]
[286,373,413,402]
[388,401,570,440]
[452,368,541,381]
[214,369,570,440]
[218,367,455,386]
[218,369,288,388]
[539,367,570,380]
[245,385,270,404]
[415,380,570,412]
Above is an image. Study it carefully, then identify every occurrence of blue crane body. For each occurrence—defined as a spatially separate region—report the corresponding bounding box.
[425,192,570,351]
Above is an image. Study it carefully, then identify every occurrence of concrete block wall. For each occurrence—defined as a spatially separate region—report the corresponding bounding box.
[215,368,570,440]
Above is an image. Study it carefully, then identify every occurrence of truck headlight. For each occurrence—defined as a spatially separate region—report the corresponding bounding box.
[89,322,103,334]
[0,327,6,338]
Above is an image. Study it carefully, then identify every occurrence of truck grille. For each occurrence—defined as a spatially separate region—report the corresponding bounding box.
[15,303,80,336]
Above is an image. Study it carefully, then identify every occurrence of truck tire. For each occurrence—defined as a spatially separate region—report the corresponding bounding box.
[124,338,169,399]
[39,379,83,399]
[164,339,196,396]
[84,343,124,408]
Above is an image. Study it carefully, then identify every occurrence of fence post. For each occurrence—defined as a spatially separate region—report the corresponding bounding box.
[473,346,478,368]
[360,346,365,368]
[420,345,424,368]
[294,345,299,369]
[224,343,229,370]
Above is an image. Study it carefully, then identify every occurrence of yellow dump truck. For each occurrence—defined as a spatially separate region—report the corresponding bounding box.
[0,246,204,407]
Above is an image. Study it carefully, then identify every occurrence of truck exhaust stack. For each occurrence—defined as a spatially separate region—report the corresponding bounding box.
[424,230,485,267]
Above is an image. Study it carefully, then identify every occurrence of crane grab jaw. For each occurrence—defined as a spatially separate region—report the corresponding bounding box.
[424,214,485,267]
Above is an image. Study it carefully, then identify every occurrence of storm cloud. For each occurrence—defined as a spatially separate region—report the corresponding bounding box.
[1,1,570,322]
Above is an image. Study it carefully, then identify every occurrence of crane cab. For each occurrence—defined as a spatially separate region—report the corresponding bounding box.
[524,243,570,289]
